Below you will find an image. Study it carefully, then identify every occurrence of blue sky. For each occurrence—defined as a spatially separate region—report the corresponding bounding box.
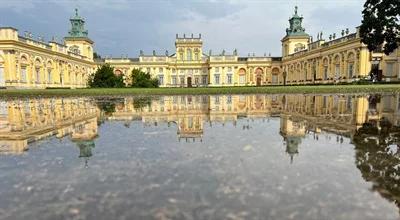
[0,0,365,57]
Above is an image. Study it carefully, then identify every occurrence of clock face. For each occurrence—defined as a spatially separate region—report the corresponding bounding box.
[295,20,300,25]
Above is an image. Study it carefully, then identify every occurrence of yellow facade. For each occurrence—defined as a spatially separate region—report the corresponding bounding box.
[0,7,399,89]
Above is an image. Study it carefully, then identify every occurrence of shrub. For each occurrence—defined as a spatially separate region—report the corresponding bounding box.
[88,64,125,88]
[130,69,159,88]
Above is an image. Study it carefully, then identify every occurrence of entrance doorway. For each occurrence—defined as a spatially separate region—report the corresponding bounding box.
[187,77,192,87]
[256,75,262,86]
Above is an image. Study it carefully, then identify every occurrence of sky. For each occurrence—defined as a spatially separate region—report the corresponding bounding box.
[0,0,365,57]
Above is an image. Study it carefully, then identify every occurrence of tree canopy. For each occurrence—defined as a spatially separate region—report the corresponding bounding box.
[130,69,159,88]
[88,64,125,88]
[360,0,400,55]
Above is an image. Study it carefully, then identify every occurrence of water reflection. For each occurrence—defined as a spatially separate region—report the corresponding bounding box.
[1,93,400,218]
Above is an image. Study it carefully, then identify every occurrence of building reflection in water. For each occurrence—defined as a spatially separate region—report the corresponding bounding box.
[0,94,400,209]
[0,98,98,167]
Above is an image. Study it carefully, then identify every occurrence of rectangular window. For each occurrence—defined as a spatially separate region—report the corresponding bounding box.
[172,76,177,85]
[272,74,278,84]
[348,63,354,78]
[227,74,232,84]
[214,74,220,84]
[239,75,245,84]
[195,77,199,85]
[180,76,185,85]
[215,96,220,104]
[202,75,207,85]
[21,67,27,82]
[386,63,394,77]
[47,69,52,83]
[324,67,328,80]
[227,95,232,104]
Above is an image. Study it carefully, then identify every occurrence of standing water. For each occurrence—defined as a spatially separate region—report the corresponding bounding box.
[0,94,399,220]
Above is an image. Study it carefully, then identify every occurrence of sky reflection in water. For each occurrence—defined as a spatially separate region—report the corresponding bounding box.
[0,94,399,220]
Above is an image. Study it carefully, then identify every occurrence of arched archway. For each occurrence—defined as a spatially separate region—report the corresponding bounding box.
[239,68,246,84]
[272,67,280,85]
[255,68,263,86]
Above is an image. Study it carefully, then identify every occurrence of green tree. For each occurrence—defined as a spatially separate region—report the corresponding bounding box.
[360,0,400,55]
[130,69,159,88]
[88,64,125,88]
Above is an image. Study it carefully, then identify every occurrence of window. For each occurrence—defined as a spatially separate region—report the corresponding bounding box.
[187,49,192,61]
[227,74,232,84]
[386,63,394,77]
[172,69,176,73]
[215,96,220,104]
[324,67,328,80]
[348,63,354,78]
[214,74,220,84]
[21,67,27,82]
[172,76,177,85]
[335,64,340,78]
[272,74,278,84]
[194,53,199,61]
[47,69,52,83]
[202,75,207,85]
[195,77,199,85]
[180,53,184,61]
[227,95,232,104]
[158,75,164,85]
[180,76,185,85]
[239,75,245,84]
[35,68,40,83]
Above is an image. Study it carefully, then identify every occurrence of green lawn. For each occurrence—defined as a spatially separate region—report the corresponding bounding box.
[1,84,400,97]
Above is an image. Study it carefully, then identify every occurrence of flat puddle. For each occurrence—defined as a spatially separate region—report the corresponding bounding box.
[0,94,399,220]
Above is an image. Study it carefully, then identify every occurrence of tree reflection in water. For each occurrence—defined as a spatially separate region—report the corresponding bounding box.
[353,118,400,212]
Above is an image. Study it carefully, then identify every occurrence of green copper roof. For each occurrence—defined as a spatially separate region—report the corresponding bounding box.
[285,6,309,37]
[67,8,89,38]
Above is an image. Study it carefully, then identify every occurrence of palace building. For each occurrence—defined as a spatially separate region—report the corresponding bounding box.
[0,7,399,89]
[0,9,95,89]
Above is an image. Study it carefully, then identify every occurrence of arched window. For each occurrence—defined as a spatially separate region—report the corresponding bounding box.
[47,61,53,83]
[34,58,42,83]
[20,55,28,83]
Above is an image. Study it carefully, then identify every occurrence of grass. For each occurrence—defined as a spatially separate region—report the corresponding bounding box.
[0,84,400,97]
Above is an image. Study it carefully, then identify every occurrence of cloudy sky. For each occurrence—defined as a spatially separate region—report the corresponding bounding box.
[0,0,365,57]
